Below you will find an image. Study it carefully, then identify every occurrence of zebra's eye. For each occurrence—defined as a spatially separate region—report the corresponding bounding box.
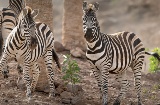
[23,25,27,28]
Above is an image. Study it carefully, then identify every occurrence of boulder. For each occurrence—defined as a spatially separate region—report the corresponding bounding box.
[70,47,86,58]
[54,41,65,52]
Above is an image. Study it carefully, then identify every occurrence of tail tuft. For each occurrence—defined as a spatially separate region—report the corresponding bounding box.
[52,49,61,71]
[145,51,160,61]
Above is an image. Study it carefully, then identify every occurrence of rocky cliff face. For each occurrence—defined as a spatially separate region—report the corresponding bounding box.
[26,0,53,31]
[62,0,86,51]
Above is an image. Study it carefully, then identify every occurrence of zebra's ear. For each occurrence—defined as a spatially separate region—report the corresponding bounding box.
[23,8,28,16]
[31,9,39,19]
[82,1,88,12]
[93,2,99,12]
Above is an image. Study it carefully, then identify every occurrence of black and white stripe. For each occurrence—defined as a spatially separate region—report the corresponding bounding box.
[82,1,160,105]
[0,8,17,52]
[0,6,61,101]
[9,0,26,18]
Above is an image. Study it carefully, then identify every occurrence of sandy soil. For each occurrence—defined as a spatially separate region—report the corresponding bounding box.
[0,51,160,105]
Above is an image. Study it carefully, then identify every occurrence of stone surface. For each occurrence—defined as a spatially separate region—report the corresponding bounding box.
[62,0,86,51]
[60,91,73,99]
[26,0,54,31]
[61,98,71,104]
[54,41,65,52]
[66,83,83,94]
[70,47,86,58]
[71,95,84,105]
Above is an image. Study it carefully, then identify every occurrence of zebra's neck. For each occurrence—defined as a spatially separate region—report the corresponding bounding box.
[87,31,103,51]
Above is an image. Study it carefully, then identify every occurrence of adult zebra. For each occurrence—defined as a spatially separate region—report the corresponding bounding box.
[0,6,61,101]
[82,1,160,105]
[9,0,26,18]
[0,8,17,55]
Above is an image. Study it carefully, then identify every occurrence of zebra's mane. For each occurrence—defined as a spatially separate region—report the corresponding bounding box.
[18,6,32,20]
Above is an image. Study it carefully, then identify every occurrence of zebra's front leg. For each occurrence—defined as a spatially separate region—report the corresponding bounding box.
[113,71,129,105]
[44,50,55,98]
[23,62,32,101]
[16,64,23,84]
[101,69,109,105]
[30,62,40,92]
[0,55,9,78]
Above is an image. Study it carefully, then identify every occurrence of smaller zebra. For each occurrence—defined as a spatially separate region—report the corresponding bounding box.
[82,1,160,105]
[0,6,61,101]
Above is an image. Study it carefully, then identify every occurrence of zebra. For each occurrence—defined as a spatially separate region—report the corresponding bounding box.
[9,0,26,18]
[0,8,17,55]
[82,1,160,105]
[0,6,61,101]
[0,7,25,78]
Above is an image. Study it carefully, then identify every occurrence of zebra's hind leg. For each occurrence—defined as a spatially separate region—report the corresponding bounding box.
[44,49,55,98]
[113,71,129,105]
[30,62,40,92]
[132,61,143,105]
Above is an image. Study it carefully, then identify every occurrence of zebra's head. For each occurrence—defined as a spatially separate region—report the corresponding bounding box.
[82,1,100,43]
[19,6,38,50]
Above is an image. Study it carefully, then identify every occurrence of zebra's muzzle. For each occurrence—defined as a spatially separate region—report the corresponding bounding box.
[84,28,93,42]
[29,36,38,50]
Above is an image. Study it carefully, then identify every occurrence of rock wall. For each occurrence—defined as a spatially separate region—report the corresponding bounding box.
[62,0,86,51]
[26,0,53,31]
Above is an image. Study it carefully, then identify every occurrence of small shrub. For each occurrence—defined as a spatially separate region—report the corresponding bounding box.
[62,54,80,86]
[148,47,160,73]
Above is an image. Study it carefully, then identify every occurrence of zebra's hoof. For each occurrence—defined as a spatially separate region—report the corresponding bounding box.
[102,102,108,105]
[2,70,9,78]
[49,92,55,98]
[138,102,142,105]
[113,99,120,105]
[17,65,23,74]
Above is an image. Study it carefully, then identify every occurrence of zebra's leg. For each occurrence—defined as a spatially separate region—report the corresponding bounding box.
[16,63,23,84]
[44,50,55,97]
[132,60,143,105]
[101,69,109,105]
[3,65,9,78]
[23,62,32,101]
[91,66,102,91]
[30,62,40,92]
[113,71,129,105]
[0,55,9,77]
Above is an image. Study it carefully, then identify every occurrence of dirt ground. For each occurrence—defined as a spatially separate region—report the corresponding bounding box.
[0,51,160,105]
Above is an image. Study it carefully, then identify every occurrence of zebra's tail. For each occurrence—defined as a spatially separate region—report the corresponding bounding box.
[145,51,160,61]
[0,16,3,57]
[52,49,61,71]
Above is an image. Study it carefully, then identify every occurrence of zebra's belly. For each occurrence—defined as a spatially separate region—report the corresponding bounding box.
[91,55,131,74]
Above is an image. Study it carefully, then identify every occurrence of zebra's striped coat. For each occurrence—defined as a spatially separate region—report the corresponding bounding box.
[0,7,60,101]
[82,1,145,105]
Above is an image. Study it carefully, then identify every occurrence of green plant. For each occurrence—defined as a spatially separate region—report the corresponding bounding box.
[62,54,80,86]
[149,47,160,73]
